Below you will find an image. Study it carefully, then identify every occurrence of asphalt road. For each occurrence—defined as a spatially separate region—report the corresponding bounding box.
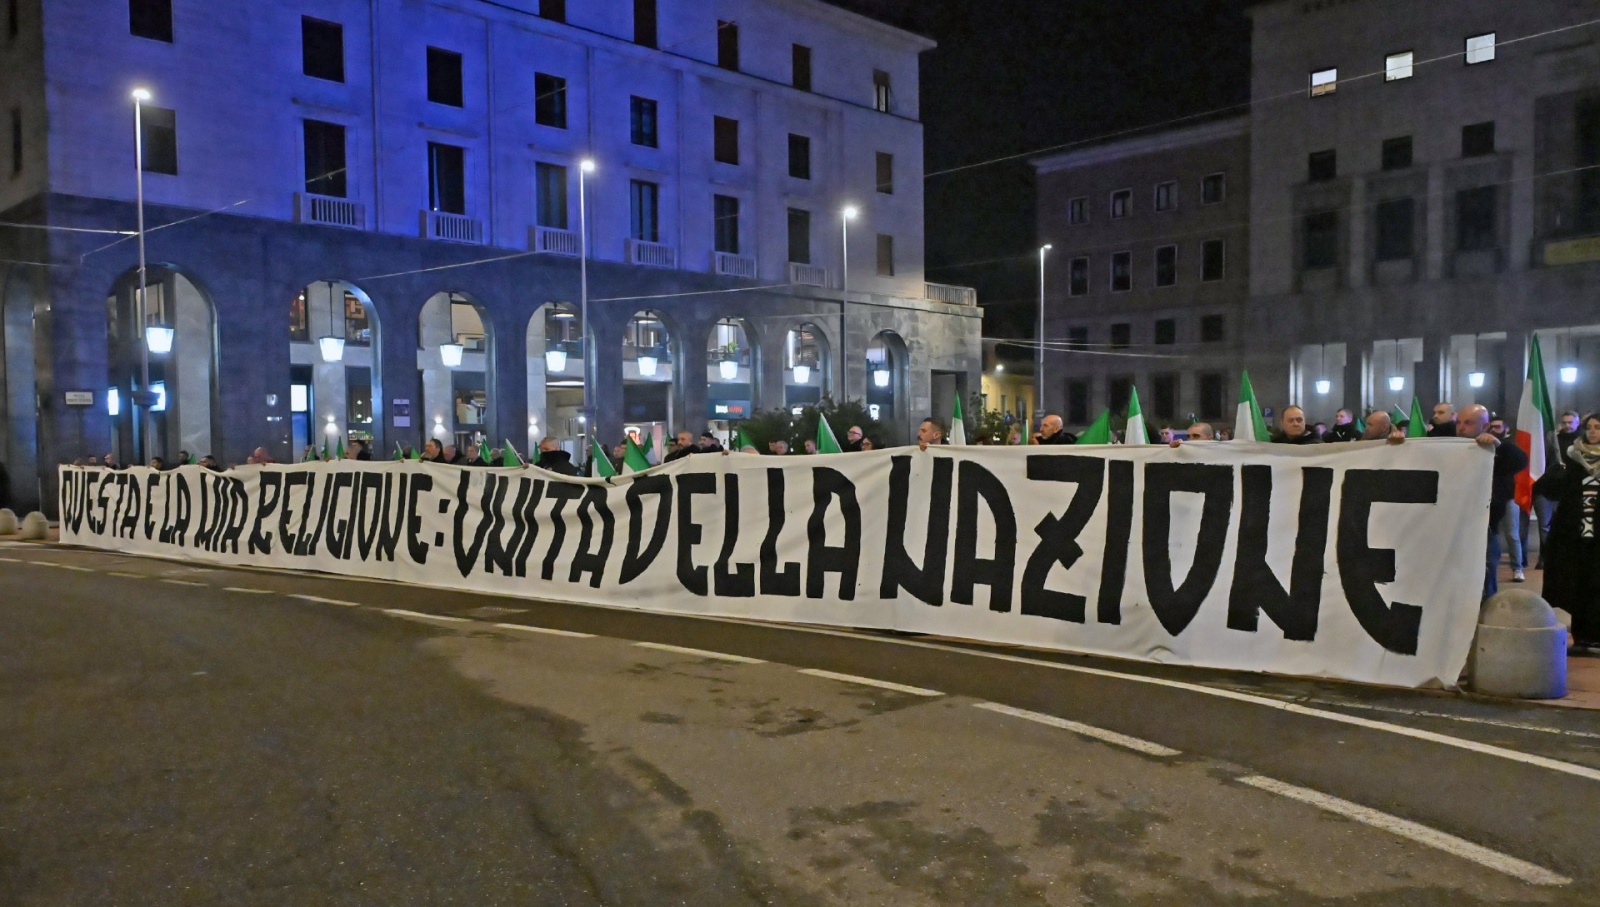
[2,542,1598,905]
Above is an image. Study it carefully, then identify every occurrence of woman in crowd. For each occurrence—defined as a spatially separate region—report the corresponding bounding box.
[1542,412,1600,649]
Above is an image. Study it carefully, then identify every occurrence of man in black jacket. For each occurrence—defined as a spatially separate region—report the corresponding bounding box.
[1034,414,1077,445]
[1271,406,1320,444]
[536,438,579,476]
[1324,409,1362,442]
[1428,402,1458,438]
[1460,404,1528,598]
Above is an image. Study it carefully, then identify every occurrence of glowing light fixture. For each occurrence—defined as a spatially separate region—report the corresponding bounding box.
[995,364,1005,373]
[1468,371,1486,388]
[318,336,346,362]
[792,364,811,384]
[1561,365,1579,384]
[439,343,465,368]
[107,387,121,416]
[1314,378,1331,395]
[719,359,738,380]
[545,349,568,371]
[1388,376,1405,392]
[637,354,659,377]
[145,324,174,354]
[874,369,891,388]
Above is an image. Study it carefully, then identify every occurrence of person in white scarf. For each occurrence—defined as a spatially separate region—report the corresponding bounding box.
[1542,412,1600,649]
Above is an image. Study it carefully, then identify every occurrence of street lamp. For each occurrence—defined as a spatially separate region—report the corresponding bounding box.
[1036,243,1051,423]
[131,87,155,462]
[841,204,857,397]
[579,157,595,437]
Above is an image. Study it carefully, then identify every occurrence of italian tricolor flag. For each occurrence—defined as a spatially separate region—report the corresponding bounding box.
[1514,335,1554,511]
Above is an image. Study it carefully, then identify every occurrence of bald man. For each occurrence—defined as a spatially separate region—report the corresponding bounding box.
[1034,414,1076,445]
[1459,403,1527,598]
[1360,411,1405,442]
[1169,422,1216,447]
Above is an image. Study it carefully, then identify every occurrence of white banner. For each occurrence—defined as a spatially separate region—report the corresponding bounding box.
[59,440,1493,688]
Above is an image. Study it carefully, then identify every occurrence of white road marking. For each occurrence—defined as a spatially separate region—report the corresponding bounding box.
[495,623,595,638]
[57,565,95,572]
[222,587,273,595]
[798,668,943,697]
[160,579,205,587]
[383,608,469,623]
[1238,775,1571,886]
[1296,699,1600,742]
[634,642,765,664]
[974,702,1181,757]
[290,594,360,607]
[0,556,24,563]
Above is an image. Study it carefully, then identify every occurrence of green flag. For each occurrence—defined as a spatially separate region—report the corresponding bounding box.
[1076,409,1112,444]
[623,437,652,474]
[591,438,618,477]
[1390,404,1409,428]
[478,441,491,465]
[335,439,345,459]
[407,446,420,460]
[642,433,656,464]
[1406,396,1427,438]
[501,439,523,468]
[816,413,843,454]
[187,453,197,465]
[320,438,331,461]
[949,395,968,445]
[1125,386,1149,445]
[394,442,405,460]
[1235,371,1271,441]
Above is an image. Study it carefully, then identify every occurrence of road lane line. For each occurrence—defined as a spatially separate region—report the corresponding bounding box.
[222,587,273,595]
[1297,699,1600,741]
[0,556,24,563]
[57,565,95,572]
[383,608,469,623]
[634,642,765,664]
[290,594,360,607]
[974,702,1181,757]
[798,668,942,697]
[495,623,595,638]
[160,579,205,587]
[1237,775,1571,886]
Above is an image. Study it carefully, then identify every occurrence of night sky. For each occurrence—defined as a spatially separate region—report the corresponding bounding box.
[830,0,1254,340]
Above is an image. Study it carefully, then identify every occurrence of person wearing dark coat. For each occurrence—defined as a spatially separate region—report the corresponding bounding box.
[1270,406,1320,444]
[535,438,579,476]
[1457,404,1528,598]
[1427,402,1457,438]
[664,430,698,463]
[1540,413,1600,648]
[1034,414,1077,445]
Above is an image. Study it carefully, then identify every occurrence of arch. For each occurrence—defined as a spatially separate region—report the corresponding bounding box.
[419,290,494,451]
[705,316,758,428]
[866,330,909,441]
[104,263,219,465]
[288,279,382,459]
[783,321,832,408]
[527,301,585,454]
[623,309,674,433]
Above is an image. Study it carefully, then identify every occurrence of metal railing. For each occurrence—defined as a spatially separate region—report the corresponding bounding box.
[295,192,365,229]
[712,251,757,278]
[422,210,485,244]
[925,282,978,306]
[626,238,677,268]
[531,225,580,256]
[788,262,828,287]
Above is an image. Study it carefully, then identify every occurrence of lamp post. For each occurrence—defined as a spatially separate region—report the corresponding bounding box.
[132,87,154,463]
[579,157,595,438]
[840,205,858,398]
[1036,243,1051,425]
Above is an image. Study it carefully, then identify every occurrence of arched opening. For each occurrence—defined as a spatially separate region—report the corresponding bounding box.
[419,291,493,451]
[783,322,830,408]
[104,265,217,465]
[866,330,907,435]
[527,301,584,457]
[289,280,380,458]
[705,317,755,440]
[623,310,673,438]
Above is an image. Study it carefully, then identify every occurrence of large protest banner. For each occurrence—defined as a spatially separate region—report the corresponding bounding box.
[60,440,1493,688]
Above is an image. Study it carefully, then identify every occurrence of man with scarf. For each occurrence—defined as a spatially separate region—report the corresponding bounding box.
[1541,412,1600,649]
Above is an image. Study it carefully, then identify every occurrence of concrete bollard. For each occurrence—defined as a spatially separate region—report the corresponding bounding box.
[18,512,48,540]
[0,508,16,535]
[1472,589,1567,699]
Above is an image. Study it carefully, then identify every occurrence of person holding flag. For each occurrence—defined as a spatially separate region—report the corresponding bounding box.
[621,436,653,474]
[1455,403,1528,598]
[817,413,846,453]
[1234,371,1271,441]
[591,438,618,477]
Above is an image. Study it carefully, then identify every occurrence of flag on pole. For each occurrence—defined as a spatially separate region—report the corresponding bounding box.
[732,427,755,452]
[1390,404,1410,429]
[320,438,331,461]
[335,439,345,459]
[1515,335,1555,511]
[949,395,968,445]
[1125,386,1149,445]
[643,431,659,465]
[501,439,523,468]
[407,445,420,460]
[1234,371,1271,441]
[591,438,618,477]
[622,437,652,474]
[394,442,405,460]
[1075,409,1112,445]
[1406,396,1428,438]
[816,413,844,453]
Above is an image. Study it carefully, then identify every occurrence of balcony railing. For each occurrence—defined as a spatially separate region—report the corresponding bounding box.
[712,251,757,278]
[788,262,828,287]
[531,225,580,256]
[627,238,678,268]
[925,282,978,306]
[295,192,365,230]
[421,210,485,244]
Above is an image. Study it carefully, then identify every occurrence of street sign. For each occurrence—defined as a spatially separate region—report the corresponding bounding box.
[64,391,94,407]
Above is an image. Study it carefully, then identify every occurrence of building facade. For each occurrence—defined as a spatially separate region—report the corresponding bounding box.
[0,0,980,511]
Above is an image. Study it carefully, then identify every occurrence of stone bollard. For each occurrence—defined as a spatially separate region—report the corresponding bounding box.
[18,512,48,541]
[1472,589,1567,699]
[0,508,16,535]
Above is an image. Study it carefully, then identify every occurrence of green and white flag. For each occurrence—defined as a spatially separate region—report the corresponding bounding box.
[1075,409,1112,445]
[642,433,657,465]
[501,439,523,468]
[622,437,652,474]
[816,413,844,454]
[1125,386,1148,445]
[320,438,331,461]
[478,441,491,465]
[1406,396,1428,439]
[949,395,967,445]
[1235,371,1271,441]
[591,439,618,477]
[334,439,345,459]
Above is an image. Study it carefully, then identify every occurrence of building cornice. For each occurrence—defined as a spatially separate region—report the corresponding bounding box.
[1031,116,1250,174]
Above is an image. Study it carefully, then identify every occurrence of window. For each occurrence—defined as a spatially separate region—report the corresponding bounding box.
[1310,67,1338,97]
[1199,373,1225,419]
[876,234,894,276]
[1457,186,1497,251]
[876,152,893,194]
[138,104,177,175]
[303,120,346,197]
[535,73,566,128]
[792,45,812,91]
[1381,135,1413,171]
[1385,50,1414,81]
[1067,380,1089,425]
[9,107,19,176]
[717,20,739,71]
[1154,318,1176,345]
[1110,189,1131,218]
[301,17,344,82]
[539,0,565,22]
[713,116,738,164]
[1155,181,1176,212]
[1201,239,1225,281]
[1200,315,1225,343]
[1303,211,1338,268]
[1155,245,1177,287]
[787,208,811,264]
[1375,197,1415,260]
[1068,197,1087,225]
[427,142,465,214]
[129,0,171,42]
[1462,121,1495,157]
[629,179,659,242]
[788,134,810,179]
[714,194,740,254]
[630,96,658,147]
[1152,373,1178,420]
[1465,33,1495,65]
[1201,172,1225,204]
[1110,324,1131,349]
[1110,251,1131,291]
[1068,257,1088,296]
[1067,327,1088,351]
[1308,149,1337,182]
[427,47,463,107]
[873,69,891,113]
[535,162,567,229]
[633,0,657,47]
[7,0,16,40]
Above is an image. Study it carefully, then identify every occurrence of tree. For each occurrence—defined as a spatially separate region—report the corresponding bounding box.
[734,397,888,451]
[967,393,1011,444]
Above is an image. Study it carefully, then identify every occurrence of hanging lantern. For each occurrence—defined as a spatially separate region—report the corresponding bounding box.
[440,343,465,368]
[719,359,738,381]
[145,324,175,354]
[637,354,659,377]
[545,348,568,371]
[792,364,811,384]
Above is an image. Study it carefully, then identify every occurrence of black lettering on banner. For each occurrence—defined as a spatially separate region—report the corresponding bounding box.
[323,472,356,560]
[569,485,615,588]
[143,473,160,540]
[675,472,716,595]
[118,474,141,540]
[540,481,584,581]
[107,473,125,537]
[806,468,860,600]
[486,476,531,576]
[760,469,801,597]
[352,473,384,560]
[169,474,192,548]
[250,473,282,554]
[621,475,672,584]
[157,475,176,544]
[205,476,229,552]
[377,473,407,562]
[714,473,756,598]
[220,478,249,555]
[277,472,310,555]
[196,474,218,550]
[952,461,1018,612]
[302,474,335,556]
[511,478,547,577]
[1142,463,1234,637]
[404,473,433,564]
[1098,460,1135,624]
[879,455,953,606]
[1337,469,1437,655]
[61,473,81,533]
[1020,455,1106,623]
[452,470,496,577]
[92,473,112,536]
[1228,466,1332,640]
